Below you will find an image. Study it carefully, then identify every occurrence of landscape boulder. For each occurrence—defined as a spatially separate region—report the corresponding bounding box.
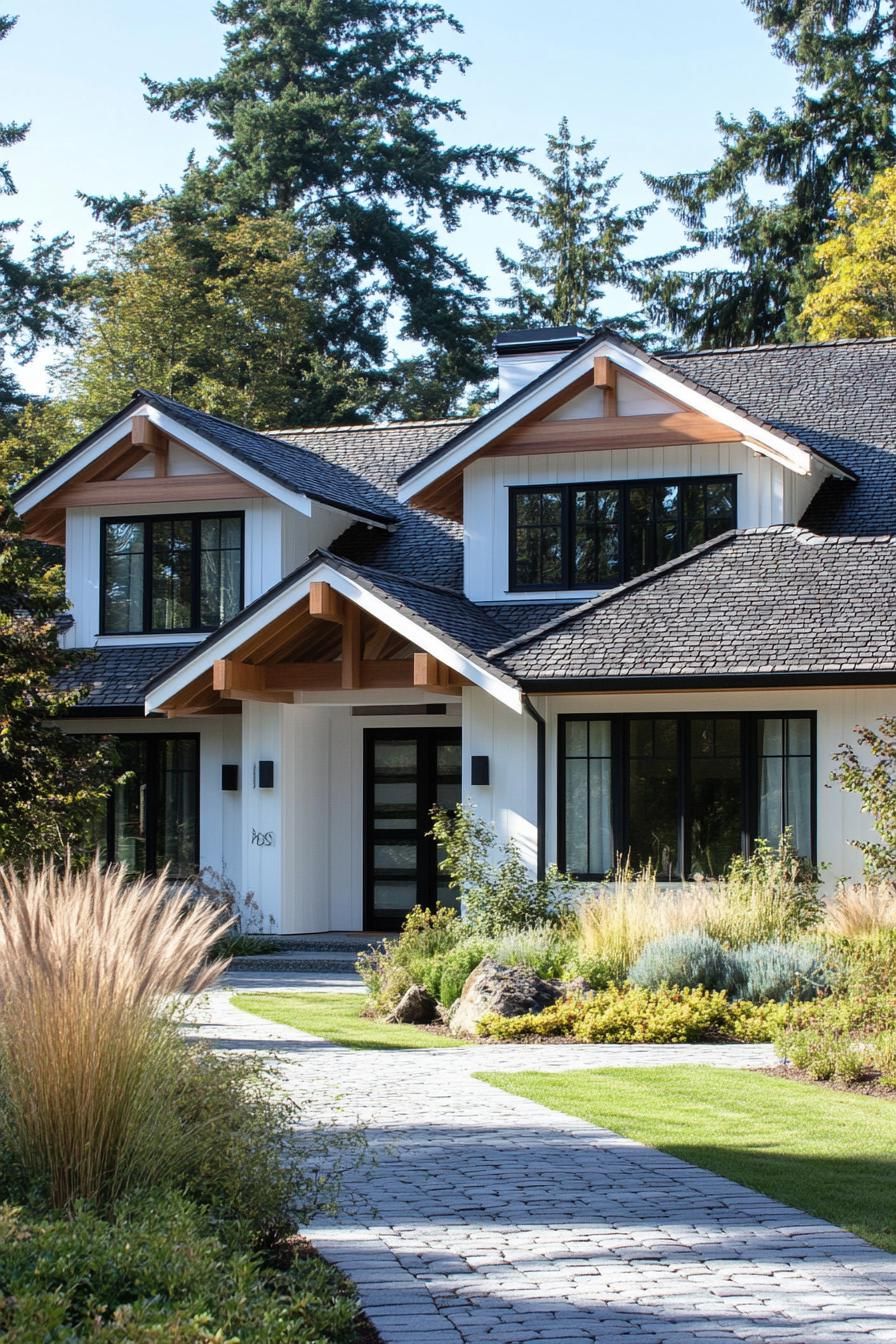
[387,984,438,1024]
[448,956,564,1036]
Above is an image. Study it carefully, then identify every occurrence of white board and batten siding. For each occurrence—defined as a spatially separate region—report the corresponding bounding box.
[461,685,896,896]
[60,495,347,650]
[463,441,821,604]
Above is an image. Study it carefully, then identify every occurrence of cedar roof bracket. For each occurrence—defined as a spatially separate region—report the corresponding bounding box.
[593,354,617,416]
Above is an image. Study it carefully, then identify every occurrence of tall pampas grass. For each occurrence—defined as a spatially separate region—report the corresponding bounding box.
[0,858,230,1208]
[826,880,896,937]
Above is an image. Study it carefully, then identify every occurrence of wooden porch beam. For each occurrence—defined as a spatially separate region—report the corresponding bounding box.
[413,652,463,696]
[211,657,416,696]
[309,581,345,623]
[488,411,743,456]
[51,474,264,507]
[593,355,617,416]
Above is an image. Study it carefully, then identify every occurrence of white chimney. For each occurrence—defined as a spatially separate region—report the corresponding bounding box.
[495,326,590,402]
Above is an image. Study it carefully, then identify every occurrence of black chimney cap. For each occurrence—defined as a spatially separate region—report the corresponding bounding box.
[494,326,591,357]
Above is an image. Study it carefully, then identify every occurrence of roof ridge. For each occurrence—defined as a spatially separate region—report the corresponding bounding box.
[264,417,474,437]
[488,528,744,658]
[664,335,896,358]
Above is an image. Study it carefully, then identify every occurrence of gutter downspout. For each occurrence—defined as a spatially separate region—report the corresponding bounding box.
[522,693,546,880]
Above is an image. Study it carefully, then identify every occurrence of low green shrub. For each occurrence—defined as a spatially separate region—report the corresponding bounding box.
[422,941,487,1008]
[871,1032,896,1087]
[356,905,466,1015]
[478,985,787,1044]
[733,940,830,1002]
[778,1025,866,1083]
[628,931,739,994]
[0,1192,361,1343]
[489,923,578,981]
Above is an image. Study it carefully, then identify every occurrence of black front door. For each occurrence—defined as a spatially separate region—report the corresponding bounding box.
[363,727,462,930]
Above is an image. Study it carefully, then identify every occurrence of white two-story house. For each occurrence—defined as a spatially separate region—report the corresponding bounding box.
[13,326,896,930]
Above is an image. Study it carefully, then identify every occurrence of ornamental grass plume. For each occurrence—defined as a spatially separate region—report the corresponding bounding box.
[0,858,231,1209]
[826,880,896,937]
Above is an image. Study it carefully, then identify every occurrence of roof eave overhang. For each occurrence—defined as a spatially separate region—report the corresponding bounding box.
[396,335,850,502]
[518,670,896,694]
[145,558,522,715]
[14,399,393,531]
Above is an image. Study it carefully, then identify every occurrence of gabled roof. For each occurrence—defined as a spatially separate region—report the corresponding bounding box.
[396,328,856,502]
[493,526,896,687]
[14,390,399,527]
[145,548,521,714]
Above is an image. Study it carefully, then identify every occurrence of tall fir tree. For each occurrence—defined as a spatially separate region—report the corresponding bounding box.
[498,117,659,336]
[644,0,896,348]
[0,14,71,433]
[85,0,526,419]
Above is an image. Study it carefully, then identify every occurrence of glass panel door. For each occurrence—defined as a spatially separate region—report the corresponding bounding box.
[364,728,461,929]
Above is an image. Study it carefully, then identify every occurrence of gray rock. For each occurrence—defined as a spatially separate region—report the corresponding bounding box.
[387,984,438,1024]
[447,956,564,1036]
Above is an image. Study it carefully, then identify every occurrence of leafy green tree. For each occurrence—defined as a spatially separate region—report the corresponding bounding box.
[498,117,658,335]
[86,0,525,419]
[833,719,896,876]
[59,205,376,429]
[799,167,896,338]
[0,15,72,429]
[0,496,112,865]
[644,0,896,348]
[0,398,79,491]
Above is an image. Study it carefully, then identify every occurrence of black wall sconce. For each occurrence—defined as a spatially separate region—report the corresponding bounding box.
[257,760,275,789]
[470,755,490,786]
[221,764,239,792]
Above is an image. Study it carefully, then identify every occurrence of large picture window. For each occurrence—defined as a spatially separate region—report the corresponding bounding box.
[510,477,736,591]
[96,735,199,878]
[102,513,243,634]
[559,712,815,880]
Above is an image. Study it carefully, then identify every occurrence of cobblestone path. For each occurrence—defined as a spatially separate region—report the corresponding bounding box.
[194,992,896,1344]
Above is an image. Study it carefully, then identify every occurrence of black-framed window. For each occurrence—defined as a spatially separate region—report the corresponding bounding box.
[95,735,199,879]
[558,712,815,880]
[510,476,736,591]
[101,513,243,633]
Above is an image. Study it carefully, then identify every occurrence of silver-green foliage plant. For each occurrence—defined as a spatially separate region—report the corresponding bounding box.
[733,940,829,1003]
[833,717,896,876]
[627,931,739,994]
[430,802,574,937]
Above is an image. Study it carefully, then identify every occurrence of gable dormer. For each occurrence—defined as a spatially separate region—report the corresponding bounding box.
[14,392,394,648]
[396,328,855,603]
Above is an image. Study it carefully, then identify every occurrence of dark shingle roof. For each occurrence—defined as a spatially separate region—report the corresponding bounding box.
[267,420,469,588]
[665,340,896,534]
[494,527,896,685]
[55,644,197,711]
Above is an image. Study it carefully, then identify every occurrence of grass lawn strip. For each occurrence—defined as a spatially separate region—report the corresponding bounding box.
[478,1065,896,1255]
[232,991,464,1049]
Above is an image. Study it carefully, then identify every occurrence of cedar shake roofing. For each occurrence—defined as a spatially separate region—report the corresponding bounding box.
[492,527,896,686]
[267,419,469,588]
[55,644,197,713]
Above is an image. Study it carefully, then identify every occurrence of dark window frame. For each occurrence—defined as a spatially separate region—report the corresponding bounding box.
[100,511,245,634]
[101,733,200,877]
[509,475,737,592]
[557,710,817,880]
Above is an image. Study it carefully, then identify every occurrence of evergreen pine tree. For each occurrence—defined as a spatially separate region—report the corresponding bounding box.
[498,117,658,335]
[644,0,896,348]
[0,14,71,430]
[85,0,526,417]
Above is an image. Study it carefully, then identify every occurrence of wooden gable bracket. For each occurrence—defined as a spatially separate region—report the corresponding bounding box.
[593,355,617,416]
[131,414,169,476]
[309,581,345,622]
[412,652,468,696]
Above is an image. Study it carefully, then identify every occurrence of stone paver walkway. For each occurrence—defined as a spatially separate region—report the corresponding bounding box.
[194,991,896,1344]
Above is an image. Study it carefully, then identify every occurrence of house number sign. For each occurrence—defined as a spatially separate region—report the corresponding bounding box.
[251,828,275,847]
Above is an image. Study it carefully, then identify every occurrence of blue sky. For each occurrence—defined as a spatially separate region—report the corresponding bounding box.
[6,0,797,392]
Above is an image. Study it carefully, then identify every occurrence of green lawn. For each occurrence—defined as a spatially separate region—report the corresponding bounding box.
[479,1066,896,1254]
[232,991,464,1049]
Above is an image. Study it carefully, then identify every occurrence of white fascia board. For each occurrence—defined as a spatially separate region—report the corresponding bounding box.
[397,338,832,501]
[15,411,134,513]
[145,407,314,516]
[145,561,522,715]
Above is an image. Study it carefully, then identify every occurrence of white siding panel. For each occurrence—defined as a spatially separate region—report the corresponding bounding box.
[463,442,828,602]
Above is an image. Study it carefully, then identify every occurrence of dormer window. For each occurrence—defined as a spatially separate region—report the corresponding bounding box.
[101,513,243,634]
[509,476,736,591]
